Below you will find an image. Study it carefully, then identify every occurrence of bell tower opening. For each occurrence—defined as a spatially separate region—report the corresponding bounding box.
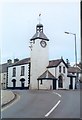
[36,24,43,33]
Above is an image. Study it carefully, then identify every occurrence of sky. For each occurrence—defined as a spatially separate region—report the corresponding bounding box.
[0,0,80,65]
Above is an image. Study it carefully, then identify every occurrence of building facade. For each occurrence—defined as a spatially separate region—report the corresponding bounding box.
[1,23,81,90]
[0,67,7,89]
[29,23,77,90]
[37,58,76,90]
[7,58,30,89]
[30,23,49,89]
[0,59,12,89]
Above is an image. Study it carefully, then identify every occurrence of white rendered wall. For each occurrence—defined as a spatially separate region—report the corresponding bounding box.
[8,67,13,87]
[30,39,49,89]
[39,80,52,90]
[56,62,69,89]
[48,62,70,89]
[73,78,75,90]
[8,64,29,87]
[56,62,68,78]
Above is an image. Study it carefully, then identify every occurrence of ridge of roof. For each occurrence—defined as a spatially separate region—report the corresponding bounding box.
[37,70,57,80]
[9,58,30,67]
[68,66,81,73]
[47,59,68,68]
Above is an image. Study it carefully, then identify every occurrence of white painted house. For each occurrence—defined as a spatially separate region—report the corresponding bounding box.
[0,63,7,89]
[0,59,12,89]
[7,58,30,89]
[37,58,76,90]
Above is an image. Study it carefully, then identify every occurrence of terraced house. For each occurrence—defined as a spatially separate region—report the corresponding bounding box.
[7,58,30,89]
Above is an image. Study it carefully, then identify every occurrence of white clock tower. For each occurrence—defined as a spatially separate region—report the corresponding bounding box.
[29,22,49,89]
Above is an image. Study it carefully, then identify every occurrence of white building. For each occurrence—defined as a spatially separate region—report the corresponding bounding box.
[7,58,30,89]
[29,23,77,90]
[68,65,81,89]
[37,58,76,90]
[3,22,81,90]
[0,59,12,89]
[30,23,49,89]
[0,63,7,89]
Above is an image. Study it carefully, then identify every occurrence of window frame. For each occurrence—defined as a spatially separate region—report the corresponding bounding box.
[59,66,61,73]
[63,66,65,73]
[12,67,16,77]
[20,66,25,76]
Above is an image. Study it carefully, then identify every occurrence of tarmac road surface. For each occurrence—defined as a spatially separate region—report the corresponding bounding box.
[1,90,80,118]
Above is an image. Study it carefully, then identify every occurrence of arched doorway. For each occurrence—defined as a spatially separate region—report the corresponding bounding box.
[20,78,25,88]
[12,79,16,88]
[58,75,63,88]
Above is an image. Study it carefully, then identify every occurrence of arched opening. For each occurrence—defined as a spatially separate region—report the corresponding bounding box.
[20,78,25,88]
[58,75,63,88]
[12,79,16,88]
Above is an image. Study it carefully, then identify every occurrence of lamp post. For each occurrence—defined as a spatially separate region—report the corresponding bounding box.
[64,31,78,88]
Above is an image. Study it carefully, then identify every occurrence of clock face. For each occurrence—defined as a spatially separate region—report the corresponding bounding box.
[40,40,47,48]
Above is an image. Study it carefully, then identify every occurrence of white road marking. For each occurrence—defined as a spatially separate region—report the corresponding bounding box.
[53,92,61,97]
[45,100,61,117]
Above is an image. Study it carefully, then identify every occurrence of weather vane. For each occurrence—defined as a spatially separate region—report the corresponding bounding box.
[38,13,41,24]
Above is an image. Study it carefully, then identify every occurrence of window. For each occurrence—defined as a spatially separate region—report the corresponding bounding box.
[12,67,16,77]
[21,66,25,76]
[63,67,65,73]
[59,66,61,73]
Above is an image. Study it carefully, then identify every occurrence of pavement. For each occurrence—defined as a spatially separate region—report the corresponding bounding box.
[1,90,16,107]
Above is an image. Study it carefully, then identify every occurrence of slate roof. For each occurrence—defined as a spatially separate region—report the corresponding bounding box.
[30,32,49,41]
[37,70,57,80]
[0,63,8,73]
[68,67,81,73]
[8,58,30,67]
[47,59,68,68]
[67,73,76,77]
[30,23,49,41]
[36,24,43,27]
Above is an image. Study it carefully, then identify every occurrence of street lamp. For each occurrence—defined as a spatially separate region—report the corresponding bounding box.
[64,31,78,88]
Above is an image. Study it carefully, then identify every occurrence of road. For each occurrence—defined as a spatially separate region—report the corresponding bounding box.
[1,90,80,118]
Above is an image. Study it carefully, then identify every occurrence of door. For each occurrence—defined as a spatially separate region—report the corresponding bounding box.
[12,79,16,89]
[53,80,56,89]
[58,76,63,88]
[13,81,16,88]
[70,77,73,89]
[20,78,25,89]
[21,82,25,88]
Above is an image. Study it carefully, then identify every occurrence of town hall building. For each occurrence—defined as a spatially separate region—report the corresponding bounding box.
[1,22,81,90]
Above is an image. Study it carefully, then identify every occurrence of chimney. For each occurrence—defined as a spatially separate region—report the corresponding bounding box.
[61,56,63,59]
[14,58,19,63]
[66,59,70,67]
[7,59,12,65]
